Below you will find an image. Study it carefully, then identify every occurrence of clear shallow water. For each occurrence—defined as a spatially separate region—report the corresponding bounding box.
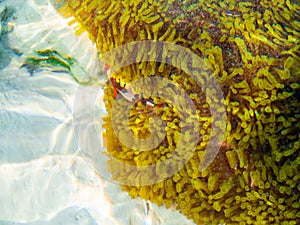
[0,0,195,224]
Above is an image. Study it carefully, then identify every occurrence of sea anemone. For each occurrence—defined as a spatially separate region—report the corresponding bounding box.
[54,0,300,224]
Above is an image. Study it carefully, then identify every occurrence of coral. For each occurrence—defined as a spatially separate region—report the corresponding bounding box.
[54,0,300,224]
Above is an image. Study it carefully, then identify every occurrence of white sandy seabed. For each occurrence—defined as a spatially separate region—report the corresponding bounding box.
[0,0,196,225]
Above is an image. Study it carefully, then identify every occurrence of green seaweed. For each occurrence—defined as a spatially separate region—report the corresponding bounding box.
[21,49,74,74]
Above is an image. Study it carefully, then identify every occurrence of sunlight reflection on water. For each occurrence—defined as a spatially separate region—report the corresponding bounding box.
[0,0,196,224]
